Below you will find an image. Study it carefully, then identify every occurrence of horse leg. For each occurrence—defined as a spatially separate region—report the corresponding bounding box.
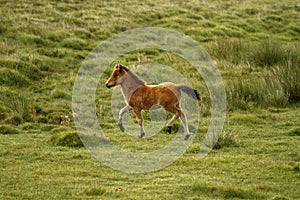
[180,111,191,140]
[133,107,145,138]
[117,105,130,132]
[165,105,181,134]
[165,104,190,140]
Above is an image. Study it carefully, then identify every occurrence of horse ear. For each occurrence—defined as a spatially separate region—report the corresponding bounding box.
[118,64,129,72]
[115,64,121,70]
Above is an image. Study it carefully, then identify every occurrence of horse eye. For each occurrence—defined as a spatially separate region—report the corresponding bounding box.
[113,74,118,78]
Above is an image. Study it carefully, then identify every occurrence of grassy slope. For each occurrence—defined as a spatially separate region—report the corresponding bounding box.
[0,0,299,199]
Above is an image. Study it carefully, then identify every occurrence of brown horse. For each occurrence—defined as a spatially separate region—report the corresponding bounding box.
[106,64,200,140]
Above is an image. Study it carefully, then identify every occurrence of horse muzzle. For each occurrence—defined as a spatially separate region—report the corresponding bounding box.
[105,83,111,88]
[105,82,115,88]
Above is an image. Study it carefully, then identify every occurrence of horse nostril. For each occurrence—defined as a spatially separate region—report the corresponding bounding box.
[105,83,110,88]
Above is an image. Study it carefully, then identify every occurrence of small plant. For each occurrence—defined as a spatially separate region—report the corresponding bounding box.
[214,130,238,150]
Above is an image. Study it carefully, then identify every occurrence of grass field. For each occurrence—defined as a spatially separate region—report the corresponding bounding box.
[1,0,300,199]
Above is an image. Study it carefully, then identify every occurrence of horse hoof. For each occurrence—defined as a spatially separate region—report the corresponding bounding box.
[140,132,145,138]
[184,134,190,140]
[167,126,172,134]
[118,124,125,132]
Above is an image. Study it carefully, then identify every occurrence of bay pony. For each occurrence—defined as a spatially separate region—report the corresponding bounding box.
[105,64,200,140]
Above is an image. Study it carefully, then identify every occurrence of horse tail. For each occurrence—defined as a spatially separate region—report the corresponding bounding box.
[178,85,201,101]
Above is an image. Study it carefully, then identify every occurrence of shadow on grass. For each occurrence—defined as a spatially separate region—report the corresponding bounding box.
[190,184,267,199]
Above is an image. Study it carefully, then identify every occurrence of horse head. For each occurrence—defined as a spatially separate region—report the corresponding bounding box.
[105,64,129,88]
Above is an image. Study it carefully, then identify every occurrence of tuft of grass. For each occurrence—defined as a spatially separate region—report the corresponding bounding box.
[52,90,71,100]
[4,114,23,125]
[247,39,288,67]
[294,165,300,172]
[0,57,43,81]
[0,87,32,123]
[288,127,300,136]
[61,37,87,50]
[223,187,266,199]
[271,55,300,103]
[0,106,8,121]
[20,122,39,131]
[214,130,239,150]
[191,184,220,197]
[49,127,83,148]
[84,188,109,196]
[40,124,58,132]
[260,75,290,108]
[18,33,46,46]
[0,125,20,134]
[0,68,30,88]
[206,39,246,65]
[46,31,70,42]
[226,43,299,110]
[226,76,289,109]
[191,184,266,199]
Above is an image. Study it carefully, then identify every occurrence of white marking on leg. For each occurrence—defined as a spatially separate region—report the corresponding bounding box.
[118,105,130,131]
[166,114,178,127]
[118,105,130,124]
[180,112,190,136]
[137,118,145,138]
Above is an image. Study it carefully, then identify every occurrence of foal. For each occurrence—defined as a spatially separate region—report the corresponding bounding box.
[106,64,200,140]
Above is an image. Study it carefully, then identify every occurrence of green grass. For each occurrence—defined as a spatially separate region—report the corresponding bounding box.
[0,0,299,199]
[0,107,299,199]
[224,42,300,109]
[0,125,20,134]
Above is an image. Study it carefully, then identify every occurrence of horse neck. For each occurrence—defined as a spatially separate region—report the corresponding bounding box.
[120,72,144,102]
